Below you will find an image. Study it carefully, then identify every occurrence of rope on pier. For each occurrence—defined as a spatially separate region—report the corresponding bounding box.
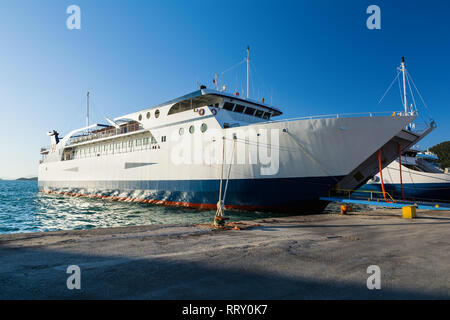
[215,135,237,223]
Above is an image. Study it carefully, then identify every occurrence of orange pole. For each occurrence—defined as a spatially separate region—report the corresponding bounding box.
[378,149,388,202]
[398,143,405,200]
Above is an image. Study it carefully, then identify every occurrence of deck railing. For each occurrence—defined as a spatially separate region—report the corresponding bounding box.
[68,122,143,146]
[261,111,404,125]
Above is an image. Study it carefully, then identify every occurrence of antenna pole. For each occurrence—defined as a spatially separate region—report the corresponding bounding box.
[86,91,90,129]
[246,46,250,99]
[214,73,219,90]
[401,57,407,114]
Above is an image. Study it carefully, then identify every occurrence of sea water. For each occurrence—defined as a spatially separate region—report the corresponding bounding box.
[0,180,293,234]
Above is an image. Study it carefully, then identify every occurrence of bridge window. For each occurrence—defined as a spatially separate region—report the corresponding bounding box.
[223,102,234,111]
[263,112,271,120]
[234,104,245,113]
[255,110,264,118]
[244,107,256,115]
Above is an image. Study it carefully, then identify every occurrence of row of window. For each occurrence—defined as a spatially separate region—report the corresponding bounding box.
[223,102,271,119]
[138,109,160,121]
[70,136,161,159]
[179,123,207,135]
[67,123,209,160]
[137,101,270,122]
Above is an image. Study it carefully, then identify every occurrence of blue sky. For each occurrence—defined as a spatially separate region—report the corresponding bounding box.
[0,0,449,178]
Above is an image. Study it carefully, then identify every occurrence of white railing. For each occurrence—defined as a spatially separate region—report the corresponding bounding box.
[263,110,404,125]
[68,122,142,146]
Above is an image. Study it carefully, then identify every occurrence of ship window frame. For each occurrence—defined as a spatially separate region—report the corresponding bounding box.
[263,112,271,120]
[146,112,151,119]
[244,107,256,116]
[189,125,195,134]
[255,109,264,118]
[155,109,160,118]
[234,104,245,113]
[201,123,207,133]
[223,102,235,111]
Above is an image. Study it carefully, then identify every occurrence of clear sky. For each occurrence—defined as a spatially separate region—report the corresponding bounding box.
[0,0,449,178]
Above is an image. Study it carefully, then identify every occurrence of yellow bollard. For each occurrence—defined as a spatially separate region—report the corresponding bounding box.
[402,206,416,219]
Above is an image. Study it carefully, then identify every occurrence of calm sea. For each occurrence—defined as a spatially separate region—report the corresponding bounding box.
[0,180,312,234]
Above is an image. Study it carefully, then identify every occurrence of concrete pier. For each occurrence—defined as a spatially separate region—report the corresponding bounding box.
[0,209,449,299]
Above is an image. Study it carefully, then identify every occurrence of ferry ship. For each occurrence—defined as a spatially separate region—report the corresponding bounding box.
[360,149,450,201]
[38,52,433,212]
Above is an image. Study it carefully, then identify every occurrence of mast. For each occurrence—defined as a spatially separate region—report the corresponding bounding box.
[214,73,219,90]
[86,91,90,129]
[246,46,250,99]
[401,57,407,114]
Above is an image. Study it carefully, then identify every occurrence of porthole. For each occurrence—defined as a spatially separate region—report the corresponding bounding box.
[179,127,184,135]
[155,109,160,118]
[146,112,151,119]
[200,123,207,133]
[189,125,195,134]
[138,114,143,121]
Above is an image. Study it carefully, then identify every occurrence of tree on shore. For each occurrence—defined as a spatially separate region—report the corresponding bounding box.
[429,141,450,169]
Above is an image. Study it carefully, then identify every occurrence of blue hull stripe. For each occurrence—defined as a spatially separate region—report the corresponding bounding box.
[358,183,450,202]
[38,176,343,210]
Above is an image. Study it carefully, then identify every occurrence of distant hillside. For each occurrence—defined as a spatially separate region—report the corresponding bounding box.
[16,177,38,181]
[429,141,450,169]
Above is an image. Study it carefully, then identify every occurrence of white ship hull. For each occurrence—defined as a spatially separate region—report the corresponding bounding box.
[361,159,450,202]
[38,101,417,212]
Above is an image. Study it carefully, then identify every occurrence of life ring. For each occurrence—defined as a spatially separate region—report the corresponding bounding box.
[211,108,217,115]
[199,108,205,116]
